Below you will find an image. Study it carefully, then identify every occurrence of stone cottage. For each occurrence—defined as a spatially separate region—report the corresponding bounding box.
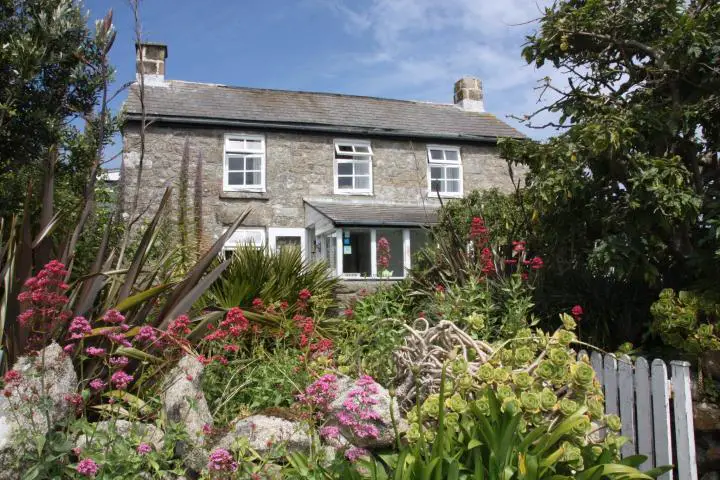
[121,43,525,281]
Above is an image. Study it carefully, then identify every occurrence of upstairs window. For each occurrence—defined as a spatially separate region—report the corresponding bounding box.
[334,140,373,194]
[427,146,462,197]
[224,134,265,192]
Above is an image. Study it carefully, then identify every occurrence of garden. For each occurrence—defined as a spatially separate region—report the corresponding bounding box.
[1,0,719,479]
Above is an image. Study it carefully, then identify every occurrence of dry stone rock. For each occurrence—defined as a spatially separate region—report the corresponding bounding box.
[695,402,720,432]
[0,343,78,479]
[214,414,312,457]
[161,355,213,473]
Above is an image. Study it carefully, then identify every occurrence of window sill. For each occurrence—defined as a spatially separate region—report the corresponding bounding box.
[333,191,374,196]
[340,275,405,281]
[220,191,270,200]
[426,193,463,199]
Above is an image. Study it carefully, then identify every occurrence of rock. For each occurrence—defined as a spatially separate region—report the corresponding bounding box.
[0,343,78,479]
[214,414,312,457]
[695,402,720,431]
[161,355,213,473]
[75,420,164,452]
[702,352,720,382]
[326,375,404,449]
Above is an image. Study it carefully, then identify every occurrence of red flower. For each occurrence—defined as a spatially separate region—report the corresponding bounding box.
[298,289,312,301]
[530,256,544,270]
[571,305,584,318]
[435,284,445,293]
[512,241,526,253]
[343,308,354,318]
[251,298,264,310]
[469,217,490,245]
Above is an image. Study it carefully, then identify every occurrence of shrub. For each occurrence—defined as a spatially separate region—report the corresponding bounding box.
[650,288,720,356]
[201,246,338,317]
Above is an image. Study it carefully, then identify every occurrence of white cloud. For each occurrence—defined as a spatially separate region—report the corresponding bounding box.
[314,0,565,139]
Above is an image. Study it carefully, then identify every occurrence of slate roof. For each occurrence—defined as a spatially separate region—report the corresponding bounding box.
[124,81,525,142]
[305,200,438,227]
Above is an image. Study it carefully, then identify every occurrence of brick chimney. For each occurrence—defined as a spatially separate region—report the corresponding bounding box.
[135,42,167,86]
[453,77,484,113]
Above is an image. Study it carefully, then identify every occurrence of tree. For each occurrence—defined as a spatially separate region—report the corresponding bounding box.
[0,0,109,217]
[499,0,720,345]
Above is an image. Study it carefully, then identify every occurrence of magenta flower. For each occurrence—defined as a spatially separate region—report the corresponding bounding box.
[84,347,105,357]
[319,425,340,440]
[135,325,157,343]
[77,458,99,477]
[345,447,370,462]
[89,379,106,391]
[109,356,129,368]
[207,448,238,472]
[111,370,133,390]
[69,316,92,339]
[136,443,152,455]
[102,309,125,324]
[63,343,75,354]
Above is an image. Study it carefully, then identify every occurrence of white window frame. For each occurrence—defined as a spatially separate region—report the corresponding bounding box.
[333,139,373,195]
[427,145,463,198]
[222,227,266,257]
[268,227,306,260]
[223,133,266,192]
[334,227,414,280]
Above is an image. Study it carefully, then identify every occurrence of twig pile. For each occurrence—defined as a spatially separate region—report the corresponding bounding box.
[393,319,494,410]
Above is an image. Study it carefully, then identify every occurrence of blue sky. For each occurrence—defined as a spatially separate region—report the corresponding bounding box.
[83,0,561,166]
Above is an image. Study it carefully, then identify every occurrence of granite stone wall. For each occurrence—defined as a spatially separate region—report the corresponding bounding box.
[120,124,520,246]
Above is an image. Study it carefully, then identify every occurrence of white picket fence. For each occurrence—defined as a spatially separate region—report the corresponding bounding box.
[577,350,697,480]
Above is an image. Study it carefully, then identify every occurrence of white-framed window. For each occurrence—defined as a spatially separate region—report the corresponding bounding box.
[427,145,462,197]
[268,227,306,260]
[222,227,266,258]
[224,134,266,192]
[334,140,373,194]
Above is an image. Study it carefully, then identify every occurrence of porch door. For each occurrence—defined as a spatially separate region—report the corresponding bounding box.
[268,227,306,260]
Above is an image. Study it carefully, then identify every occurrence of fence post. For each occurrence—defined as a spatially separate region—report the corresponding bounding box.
[635,356,654,470]
[651,359,673,480]
[671,361,698,480]
[618,354,636,458]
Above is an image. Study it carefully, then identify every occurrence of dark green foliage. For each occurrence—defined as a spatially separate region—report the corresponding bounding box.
[0,0,110,217]
[495,0,720,347]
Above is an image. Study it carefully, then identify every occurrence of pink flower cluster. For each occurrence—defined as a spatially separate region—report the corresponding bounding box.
[297,374,339,415]
[17,260,71,348]
[203,308,249,342]
[69,316,92,339]
[111,370,134,390]
[337,375,382,440]
[345,446,370,463]
[377,236,391,270]
[168,314,192,337]
[207,448,237,473]
[135,325,157,343]
[136,443,152,455]
[77,458,99,477]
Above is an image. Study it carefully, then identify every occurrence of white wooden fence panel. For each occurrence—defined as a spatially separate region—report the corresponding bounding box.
[651,359,673,480]
[671,361,697,480]
[634,356,654,470]
[578,352,697,479]
[604,354,619,416]
[618,355,636,458]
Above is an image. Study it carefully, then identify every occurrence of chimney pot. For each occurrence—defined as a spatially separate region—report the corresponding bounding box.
[135,42,167,86]
[453,76,484,113]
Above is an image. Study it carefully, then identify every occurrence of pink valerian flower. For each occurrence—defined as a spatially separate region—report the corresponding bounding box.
[480,247,496,275]
[343,308,354,318]
[207,448,238,472]
[84,347,106,357]
[136,443,152,455]
[309,338,334,357]
[110,371,134,390]
[530,256,544,270]
[109,356,129,368]
[17,261,72,348]
[435,284,445,293]
[105,331,132,347]
[63,343,76,354]
[337,375,383,440]
[223,344,240,353]
[512,240,526,253]
[319,425,341,440]
[135,325,157,343]
[571,305,584,318]
[3,370,21,386]
[77,458,99,477]
[168,315,191,337]
[297,374,339,415]
[377,236,391,270]
[64,393,83,407]
[202,423,214,436]
[251,297,264,310]
[102,309,125,324]
[469,217,490,246]
[298,289,312,301]
[69,316,92,339]
[345,447,370,463]
[204,308,249,342]
[89,379,106,391]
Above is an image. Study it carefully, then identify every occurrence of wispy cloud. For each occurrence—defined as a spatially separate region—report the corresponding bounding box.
[311,0,563,139]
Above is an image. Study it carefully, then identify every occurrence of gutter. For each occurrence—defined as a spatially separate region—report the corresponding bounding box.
[123,113,508,143]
